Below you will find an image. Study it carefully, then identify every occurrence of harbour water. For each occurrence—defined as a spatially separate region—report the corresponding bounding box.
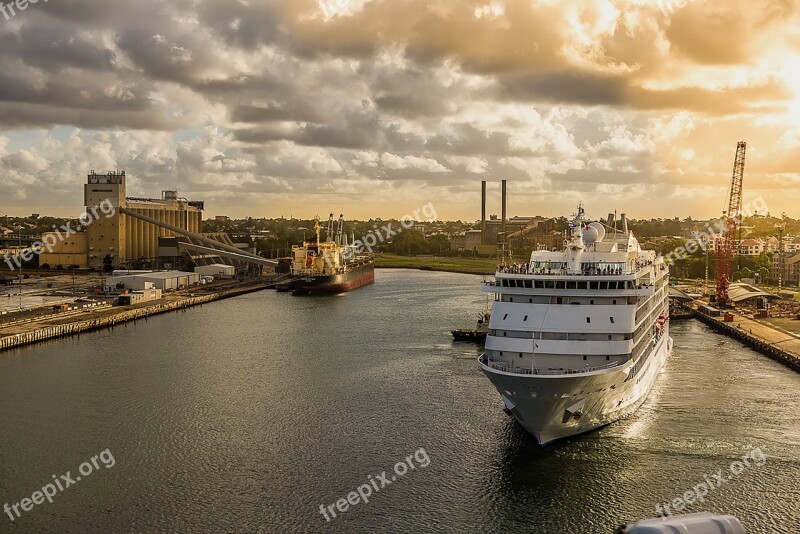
[1,269,798,533]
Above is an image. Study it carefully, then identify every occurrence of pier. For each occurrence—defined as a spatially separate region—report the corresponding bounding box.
[692,305,800,372]
[668,287,800,372]
[0,281,270,353]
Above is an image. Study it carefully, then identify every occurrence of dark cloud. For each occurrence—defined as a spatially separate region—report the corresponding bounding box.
[495,71,629,106]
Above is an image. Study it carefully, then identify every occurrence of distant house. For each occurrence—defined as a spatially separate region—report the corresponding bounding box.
[765,236,780,252]
[737,239,764,256]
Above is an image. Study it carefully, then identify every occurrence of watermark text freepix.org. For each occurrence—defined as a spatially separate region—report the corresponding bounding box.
[3,199,115,271]
[4,448,115,522]
[324,202,438,267]
[655,446,766,517]
[318,448,430,522]
[660,196,767,265]
[0,0,49,21]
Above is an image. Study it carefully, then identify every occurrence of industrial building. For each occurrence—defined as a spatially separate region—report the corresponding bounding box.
[105,271,200,292]
[118,289,163,306]
[84,171,204,269]
[460,180,561,255]
[39,233,88,269]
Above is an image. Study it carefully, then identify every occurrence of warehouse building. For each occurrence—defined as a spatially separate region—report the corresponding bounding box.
[105,271,200,292]
[118,288,163,306]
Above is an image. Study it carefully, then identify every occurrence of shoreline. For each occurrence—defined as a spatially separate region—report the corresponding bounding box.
[0,282,269,353]
[374,255,496,276]
[375,264,492,276]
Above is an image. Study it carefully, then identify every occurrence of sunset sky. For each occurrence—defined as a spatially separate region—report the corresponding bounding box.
[0,0,798,221]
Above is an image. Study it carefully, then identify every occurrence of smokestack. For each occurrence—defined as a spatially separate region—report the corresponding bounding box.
[607,213,614,228]
[501,179,507,243]
[620,213,628,234]
[481,180,487,245]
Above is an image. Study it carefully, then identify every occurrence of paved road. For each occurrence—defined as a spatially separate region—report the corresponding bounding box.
[0,288,77,313]
[717,310,800,358]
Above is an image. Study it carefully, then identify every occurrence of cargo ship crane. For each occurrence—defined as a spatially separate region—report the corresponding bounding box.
[715,141,746,307]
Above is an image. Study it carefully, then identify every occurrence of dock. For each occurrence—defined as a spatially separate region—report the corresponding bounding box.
[0,281,270,353]
[693,306,800,372]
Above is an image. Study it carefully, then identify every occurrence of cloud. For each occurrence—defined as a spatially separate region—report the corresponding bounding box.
[0,0,798,220]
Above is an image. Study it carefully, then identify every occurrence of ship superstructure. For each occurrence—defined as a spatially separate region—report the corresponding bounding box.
[479,205,671,445]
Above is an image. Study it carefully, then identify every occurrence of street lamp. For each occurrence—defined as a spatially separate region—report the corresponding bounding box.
[16,224,23,310]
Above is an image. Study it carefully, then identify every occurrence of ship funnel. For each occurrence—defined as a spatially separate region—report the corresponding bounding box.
[501,179,507,244]
[481,180,487,245]
[606,213,614,228]
[620,213,628,234]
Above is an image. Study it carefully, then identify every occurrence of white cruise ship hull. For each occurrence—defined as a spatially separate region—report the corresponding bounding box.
[480,335,671,446]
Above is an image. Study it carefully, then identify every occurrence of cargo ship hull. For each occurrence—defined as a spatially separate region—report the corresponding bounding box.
[290,262,374,295]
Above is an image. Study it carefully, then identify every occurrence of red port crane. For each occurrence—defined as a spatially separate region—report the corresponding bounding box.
[715,141,746,307]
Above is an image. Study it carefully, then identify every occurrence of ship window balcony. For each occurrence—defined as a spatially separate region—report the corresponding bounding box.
[578,282,588,289]
[556,297,563,304]
[590,282,599,289]
[599,281,608,289]
[524,280,532,288]
[556,281,566,289]
[566,281,577,289]
[545,281,555,289]
[535,280,544,289]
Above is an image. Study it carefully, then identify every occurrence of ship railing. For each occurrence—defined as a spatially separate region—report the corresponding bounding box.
[495,268,640,277]
[484,358,623,376]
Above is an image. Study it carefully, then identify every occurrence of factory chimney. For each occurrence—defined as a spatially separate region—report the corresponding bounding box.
[501,179,507,244]
[481,180,487,245]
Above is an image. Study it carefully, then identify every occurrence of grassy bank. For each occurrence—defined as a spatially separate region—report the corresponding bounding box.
[375,254,496,275]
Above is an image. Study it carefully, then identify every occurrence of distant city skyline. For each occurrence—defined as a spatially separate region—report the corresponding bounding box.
[1,1,799,221]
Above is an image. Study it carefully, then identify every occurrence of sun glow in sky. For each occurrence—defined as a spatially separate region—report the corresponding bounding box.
[0,0,799,221]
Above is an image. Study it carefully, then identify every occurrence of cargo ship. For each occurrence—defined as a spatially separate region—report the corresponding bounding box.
[289,214,374,295]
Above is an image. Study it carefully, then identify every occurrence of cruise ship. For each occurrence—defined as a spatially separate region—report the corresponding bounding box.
[479,205,671,446]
